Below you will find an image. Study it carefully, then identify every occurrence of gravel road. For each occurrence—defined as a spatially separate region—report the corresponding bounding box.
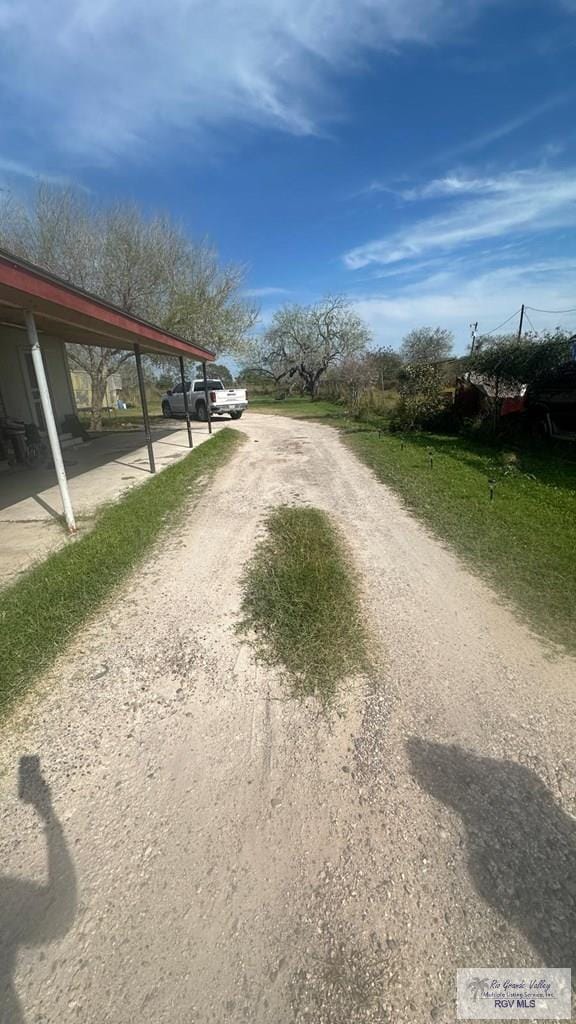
[1,412,575,1024]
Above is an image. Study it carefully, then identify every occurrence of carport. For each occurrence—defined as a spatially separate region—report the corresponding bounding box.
[0,249,215,533]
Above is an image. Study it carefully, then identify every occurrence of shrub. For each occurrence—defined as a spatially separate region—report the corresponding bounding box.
[391,363,447,430]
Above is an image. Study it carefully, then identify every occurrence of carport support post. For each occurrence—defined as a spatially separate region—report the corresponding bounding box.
[24,311,77,534]
[179,356,193,448]
[134,343,156,473]
[202,361,213,435]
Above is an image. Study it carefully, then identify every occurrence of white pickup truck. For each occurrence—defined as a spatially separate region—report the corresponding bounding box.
[161,378,248,421]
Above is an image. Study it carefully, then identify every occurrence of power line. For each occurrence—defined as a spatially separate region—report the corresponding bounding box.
[525,304,576,314]
[480,309,522,337]
[524,310,538,334]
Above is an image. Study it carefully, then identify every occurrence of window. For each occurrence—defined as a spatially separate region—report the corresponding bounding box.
[193,379,224,392]
[207,380,224,390]
[172,383,183,394]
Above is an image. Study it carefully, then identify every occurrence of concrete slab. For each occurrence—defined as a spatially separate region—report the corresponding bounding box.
[0,418,231,586]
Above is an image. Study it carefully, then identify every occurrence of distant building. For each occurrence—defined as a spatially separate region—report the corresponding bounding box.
[69,370,124,411]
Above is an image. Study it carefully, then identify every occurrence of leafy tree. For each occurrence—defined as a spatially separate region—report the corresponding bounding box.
[400,326,454,364]
[0,186,257,429]
[193,363,234,386]
[252,296,370,399]
[393,363,446,430]
[236,365,273,387]
[470,330,573,389]
[155,372,176,393]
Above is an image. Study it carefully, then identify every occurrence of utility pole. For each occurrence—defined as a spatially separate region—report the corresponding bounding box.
[517,304,525,341]
[465,322,478,382]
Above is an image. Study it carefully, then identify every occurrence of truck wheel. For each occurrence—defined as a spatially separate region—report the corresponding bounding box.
[162,401,172,418]
[196,401,207,422]
[229,411,243,420]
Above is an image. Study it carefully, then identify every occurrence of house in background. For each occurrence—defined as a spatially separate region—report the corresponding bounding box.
[454,372,526,422]
[69,369,123,412]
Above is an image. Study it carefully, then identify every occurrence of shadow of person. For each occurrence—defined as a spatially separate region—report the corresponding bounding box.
[407,738,575,974]
[0,757,77,1024]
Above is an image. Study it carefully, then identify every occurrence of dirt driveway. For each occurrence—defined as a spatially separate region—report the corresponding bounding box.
[1,412,575,1024]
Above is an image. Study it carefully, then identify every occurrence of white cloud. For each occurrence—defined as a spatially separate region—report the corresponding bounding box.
[0,156,72,185]
[351,258,576,350]
[0,0,502,161]
[360,93,573,196]
[399,174,506,199]
[244,286,290,298]
[344,168,576,269]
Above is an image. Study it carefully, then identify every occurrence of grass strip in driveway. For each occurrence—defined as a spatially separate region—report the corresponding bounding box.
[249,395,347,421]
[0,428,243,716]
[239,505,368,703]
[344,430,576,656]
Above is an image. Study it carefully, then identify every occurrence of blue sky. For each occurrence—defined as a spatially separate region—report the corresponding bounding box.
[1,0,576,352]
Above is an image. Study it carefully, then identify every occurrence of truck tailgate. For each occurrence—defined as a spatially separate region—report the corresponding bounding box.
[213,389,247,406]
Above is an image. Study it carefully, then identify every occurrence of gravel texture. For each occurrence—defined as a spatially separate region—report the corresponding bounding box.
[1,412,575,1024]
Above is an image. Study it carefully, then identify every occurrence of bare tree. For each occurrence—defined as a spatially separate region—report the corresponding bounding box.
[400,326,454,365]
[242,338,297,389]
[252,296,370,399]
[364,346,403,389]
[0,186,257,429]
[322,345,402,406]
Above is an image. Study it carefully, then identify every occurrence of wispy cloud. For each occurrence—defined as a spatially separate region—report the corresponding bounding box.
[344,168,576,269]
[399,174,506,200]
[438,92,572,162]
[0,156,72,186]
[363,92,573,195]
[243,286,290,298]
[351,257,576,350]
[0,0,515,162]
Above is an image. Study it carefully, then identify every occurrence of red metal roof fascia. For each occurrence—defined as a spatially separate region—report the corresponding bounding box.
[0,253,215,361]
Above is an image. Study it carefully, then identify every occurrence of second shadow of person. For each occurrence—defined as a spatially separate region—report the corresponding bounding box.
[407,738,575,974]
[0,757,77,1024]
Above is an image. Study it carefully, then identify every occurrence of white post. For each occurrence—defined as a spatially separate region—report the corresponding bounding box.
[24,311,77,534]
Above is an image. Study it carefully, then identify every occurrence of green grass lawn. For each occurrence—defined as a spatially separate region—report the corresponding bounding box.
[249,394,348,421]
[79,403,164,430]
[345,431,576,655]
[250,392,397,425]
[0,428,243,715]
[239,505,368,703]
